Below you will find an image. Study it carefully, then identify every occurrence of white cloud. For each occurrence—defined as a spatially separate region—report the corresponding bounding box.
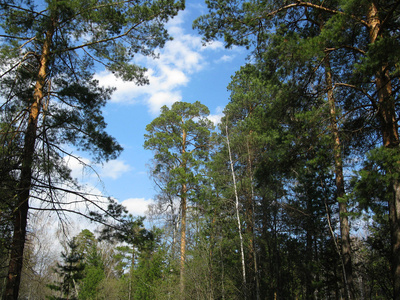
[63,155,92,181]
[157,39,203,73]
[147,91,182,115]
[208,106,225,125]
[201,40,224,51]
[208,113,223,125]
[157,66,189,89]
[216,54,235,63]
[99,160,131,180]
[64,155,131,181]
[94,70,144,104]
[166,8,186,28]
[121,198,154,216]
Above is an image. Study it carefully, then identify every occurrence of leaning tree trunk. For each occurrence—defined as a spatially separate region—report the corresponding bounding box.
[368,4,400,299]
[226,122,247,300]
[325,58,355,299]
[3,22,54,300]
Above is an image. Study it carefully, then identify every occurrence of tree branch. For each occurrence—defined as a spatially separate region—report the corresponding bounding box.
[261,1,368,28]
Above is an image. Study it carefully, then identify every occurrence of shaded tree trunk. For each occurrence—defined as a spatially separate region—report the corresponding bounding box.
[325,58,355,299]
[129,250,135,300]
[305,194,314,300]
[246,139,260,300]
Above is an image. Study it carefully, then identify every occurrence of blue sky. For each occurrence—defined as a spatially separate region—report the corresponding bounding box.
[67,1,248,217]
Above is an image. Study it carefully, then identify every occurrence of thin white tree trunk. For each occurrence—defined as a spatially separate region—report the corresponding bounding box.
[225,122,247,299]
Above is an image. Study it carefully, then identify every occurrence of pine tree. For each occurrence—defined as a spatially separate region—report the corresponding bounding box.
[0,1,184,298]
[144,101,214,297]
[47,238,85,300]
[194,2,400,297]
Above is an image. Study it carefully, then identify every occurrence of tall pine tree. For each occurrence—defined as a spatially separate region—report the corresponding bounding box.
[0,1,184,299]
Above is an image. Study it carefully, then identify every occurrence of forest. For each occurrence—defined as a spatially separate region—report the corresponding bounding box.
[1,0,400,299]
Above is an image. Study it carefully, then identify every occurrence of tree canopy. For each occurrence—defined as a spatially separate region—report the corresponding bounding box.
[2,1,400,300]
[0,0,184,298]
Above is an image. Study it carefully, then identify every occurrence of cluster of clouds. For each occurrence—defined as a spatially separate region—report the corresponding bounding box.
[94,10,232,117]
[63,155,152,216]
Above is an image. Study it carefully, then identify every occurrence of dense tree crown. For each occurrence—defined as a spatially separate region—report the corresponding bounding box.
[1,1,400,300]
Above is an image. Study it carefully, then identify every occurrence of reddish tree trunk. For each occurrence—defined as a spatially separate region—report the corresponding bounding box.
[368,4,400,299]
[179,190,187,297]
[180,127,187,298]
[3,22,54,300]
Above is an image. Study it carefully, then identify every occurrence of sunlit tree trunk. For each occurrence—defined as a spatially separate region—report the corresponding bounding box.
[4,21,54,300]
[180,127,187,298]
[179,185,187,297]
[368,4,400,299]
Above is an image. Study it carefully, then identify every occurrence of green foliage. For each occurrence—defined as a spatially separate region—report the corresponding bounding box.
[2,1,400,299]
[144,100,214,202]
[0,123,21,272]
[361,220,393,299]
[99,216,163,298]
[112,245,132,276]
[1,2,187,295]
[76,230,106,300]
[353,146,400,214]
[193,1,400,297]
[47,229,110,300]
[132,245,167,300]
[0,0,186,230]
[99,215,155,252]
[79,265,105,300]
[47,238,85,300]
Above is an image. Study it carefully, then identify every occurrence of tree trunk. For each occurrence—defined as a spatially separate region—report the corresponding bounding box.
[368,4,400,299]
[180,126,187,298]
[180,191,187,298]
[225,123,247,299]
[3,23,54,300]
[129,250,135,300]
[325,59,355,299]
[246,138,260,300]
[390,180,400,300]
[305,225,313,299]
